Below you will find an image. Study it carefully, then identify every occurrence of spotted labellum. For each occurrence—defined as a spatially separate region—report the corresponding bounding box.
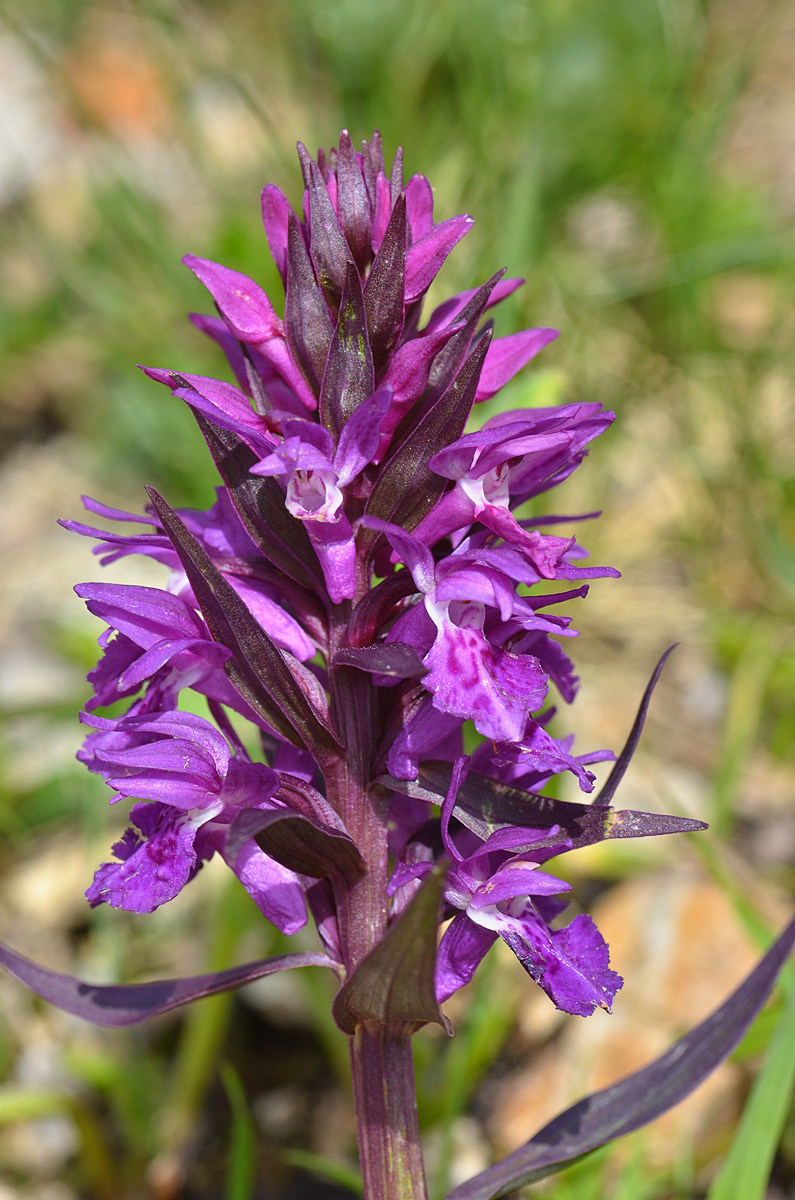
[4,130,794,1200]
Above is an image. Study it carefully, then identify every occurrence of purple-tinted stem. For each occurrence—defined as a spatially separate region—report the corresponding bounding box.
[327,604,428,1199]
[351,1022,428,1200]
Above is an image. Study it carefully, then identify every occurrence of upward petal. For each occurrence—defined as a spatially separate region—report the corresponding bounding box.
[220,835,307,935]
[261,183,293,283]
[404,215,474,302]
[75,583,204,649]
[183,256,281,343]
[334,385,392,486]
[474,328,560,403]
[405,174,434,241]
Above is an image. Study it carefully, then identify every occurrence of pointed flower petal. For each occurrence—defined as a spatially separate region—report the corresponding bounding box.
[261,183,293,283]
[183,255,281,344]
[404,215,474,302]
[475,328,560,402]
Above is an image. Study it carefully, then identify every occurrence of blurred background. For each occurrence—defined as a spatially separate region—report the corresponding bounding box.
[0,0,794,1196]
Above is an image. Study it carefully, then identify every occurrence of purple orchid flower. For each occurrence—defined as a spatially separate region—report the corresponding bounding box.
[4,130,771,1200]
[82,708,308,931]
[363,517,588,760]
[388,759,621,1016]
[412,403,616,574]
[249,388,392,601]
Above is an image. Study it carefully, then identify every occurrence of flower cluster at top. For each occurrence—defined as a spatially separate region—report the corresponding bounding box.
[65,130,626,1020]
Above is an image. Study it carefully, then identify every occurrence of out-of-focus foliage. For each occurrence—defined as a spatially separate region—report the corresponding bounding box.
[0,0,794,1196]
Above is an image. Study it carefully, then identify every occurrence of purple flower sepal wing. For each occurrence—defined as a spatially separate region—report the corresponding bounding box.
[81,708,277,808]
[182,255,281,344]
[404,214,474,302]
[261,183,292,284]
[182,255,317,410]
[443,910,795,1200]
[435,912,498,1003]
[140,367,276,456]
[0,941,339,1027]
[474,328,561,403]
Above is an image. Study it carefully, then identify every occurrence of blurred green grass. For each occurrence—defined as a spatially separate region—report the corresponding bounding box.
[0,0,794,1196]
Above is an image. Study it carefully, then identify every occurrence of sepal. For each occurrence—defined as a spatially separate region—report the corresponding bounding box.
[405,215,474,302]
[182,255,280,344]
[261,183,292,283]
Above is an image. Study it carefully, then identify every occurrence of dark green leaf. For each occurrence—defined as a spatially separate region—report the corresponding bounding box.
[365,332,492,535]
[194,414,322,591]
[332,861,452,1036]
[320,261,374,436]
[147,488,340,755]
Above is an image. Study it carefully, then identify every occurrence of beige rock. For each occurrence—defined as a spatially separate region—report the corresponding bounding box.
[488,870,775,1169]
